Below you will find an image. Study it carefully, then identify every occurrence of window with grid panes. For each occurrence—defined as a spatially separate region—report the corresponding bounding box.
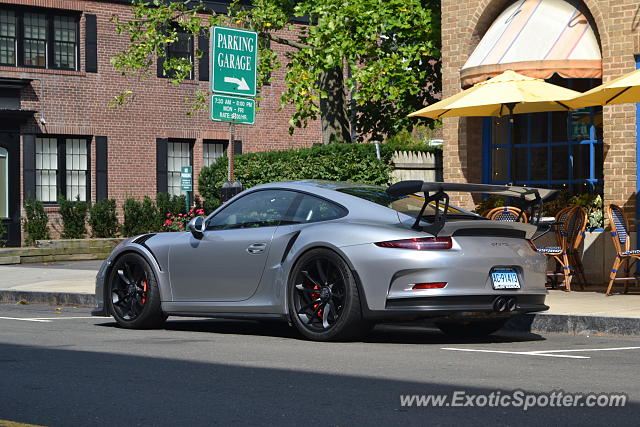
[35,137,58,202]
[35,137,89,202]
[0,10,16,66]
[203,141,226,167]
[65,138,87,201]
[168,141,192,196]
[0,7,78,70]
[160,29,193,79]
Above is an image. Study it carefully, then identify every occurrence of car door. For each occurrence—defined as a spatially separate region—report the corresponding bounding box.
[168,189,299,302]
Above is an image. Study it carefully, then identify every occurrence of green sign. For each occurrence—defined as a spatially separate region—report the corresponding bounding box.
[180,166,193,192]
[211,26,258,97]
[211,94,255,125]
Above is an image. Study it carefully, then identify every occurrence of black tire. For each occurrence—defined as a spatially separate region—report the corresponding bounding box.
[436,318,507,338]
[288,248,370,341]
[107,252,167,329]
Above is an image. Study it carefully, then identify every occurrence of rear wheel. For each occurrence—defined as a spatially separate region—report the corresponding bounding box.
[107,252,167,329]
[436,319,507,338]
[288,248,370,341]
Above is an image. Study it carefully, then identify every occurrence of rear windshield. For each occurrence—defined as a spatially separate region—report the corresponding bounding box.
[337,187,479,219]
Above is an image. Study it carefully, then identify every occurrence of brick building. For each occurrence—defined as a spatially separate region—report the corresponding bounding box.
[0,0,320,246]
[440,0,639,223]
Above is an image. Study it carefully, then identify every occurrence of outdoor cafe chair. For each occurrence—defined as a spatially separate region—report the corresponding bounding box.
[486,206,528,223]
[566,206,588,288]
[606,204,640,296]
[535,206,583,291]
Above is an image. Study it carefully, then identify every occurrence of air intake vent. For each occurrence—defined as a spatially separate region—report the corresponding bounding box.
[452,228,526,239]
[133,233,156,245]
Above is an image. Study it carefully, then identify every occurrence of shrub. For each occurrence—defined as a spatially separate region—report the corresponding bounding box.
[121,198,146,237]
[156,192,187,229]
[198,142,439,212]
[22,199,50,245]
[141,196,159,232]
[0,220,6,247]
[58,197,89,239]
[162,207,205,232]
[89,199,119,238]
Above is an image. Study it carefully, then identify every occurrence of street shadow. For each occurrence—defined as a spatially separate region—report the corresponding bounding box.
[0,342,637,426]
[97,318,544,345]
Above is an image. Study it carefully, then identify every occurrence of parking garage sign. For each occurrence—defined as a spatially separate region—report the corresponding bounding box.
[211,26,258,97]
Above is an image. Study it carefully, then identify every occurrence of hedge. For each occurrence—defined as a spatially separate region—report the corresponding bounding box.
[198,142,440,211]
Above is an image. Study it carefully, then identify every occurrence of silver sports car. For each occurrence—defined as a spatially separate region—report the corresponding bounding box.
[92,180,555,341]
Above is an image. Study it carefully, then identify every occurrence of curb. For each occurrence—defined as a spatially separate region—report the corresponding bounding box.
[1,290,639,336]
[0,290,96,307]
[505,313,640,337]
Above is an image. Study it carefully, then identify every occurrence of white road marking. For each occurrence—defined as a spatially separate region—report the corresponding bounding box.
[442,345,640,359]
[0,316,51,322]
[441,347,589,359]
[528,346,640,354]
[0,316,110,322]
[30,316,111,320]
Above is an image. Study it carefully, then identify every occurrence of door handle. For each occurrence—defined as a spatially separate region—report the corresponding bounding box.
[247,243,267,254]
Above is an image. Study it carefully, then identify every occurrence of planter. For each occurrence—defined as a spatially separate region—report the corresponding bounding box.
[0,238,124,265]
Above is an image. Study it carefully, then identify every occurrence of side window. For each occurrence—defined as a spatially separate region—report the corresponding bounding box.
[288,194,346,224]
[207,190,298,230]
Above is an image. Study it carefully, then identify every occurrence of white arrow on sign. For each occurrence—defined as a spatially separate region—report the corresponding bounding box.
[224,77,250,91]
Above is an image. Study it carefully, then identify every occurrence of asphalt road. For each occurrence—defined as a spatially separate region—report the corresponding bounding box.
[1,304,639,426]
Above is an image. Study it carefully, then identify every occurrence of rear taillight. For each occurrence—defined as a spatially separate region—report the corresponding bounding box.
[374,237,452,250]
[412,282,447,290]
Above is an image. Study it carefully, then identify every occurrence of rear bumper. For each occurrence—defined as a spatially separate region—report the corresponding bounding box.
[362,294,548,321]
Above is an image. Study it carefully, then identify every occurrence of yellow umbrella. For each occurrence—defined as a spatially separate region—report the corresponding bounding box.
[566,68,640,109]
[409,70,582,119]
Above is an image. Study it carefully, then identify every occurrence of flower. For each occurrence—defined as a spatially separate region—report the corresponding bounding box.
[166,213,171,218]
[178,224,183,229]
[165,219,172,225]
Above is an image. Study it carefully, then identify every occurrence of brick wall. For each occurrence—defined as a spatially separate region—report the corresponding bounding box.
[441,0,639,223]
[0,0,320,238]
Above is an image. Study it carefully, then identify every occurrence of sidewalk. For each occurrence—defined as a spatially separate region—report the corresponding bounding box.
[1,261,639,335]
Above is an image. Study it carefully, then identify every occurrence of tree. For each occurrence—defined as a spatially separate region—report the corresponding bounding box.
[110,0,441,143]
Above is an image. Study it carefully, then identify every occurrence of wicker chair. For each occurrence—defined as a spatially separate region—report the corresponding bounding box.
[486,206,528,223]
[605,204,640,296]
[566,206,588,288]
[536,206,578,291]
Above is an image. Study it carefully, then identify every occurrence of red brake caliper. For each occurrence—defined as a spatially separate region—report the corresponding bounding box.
[311,285,322,318]
[142,281,148,304]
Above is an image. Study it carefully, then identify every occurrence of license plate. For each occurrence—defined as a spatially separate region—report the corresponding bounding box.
[491,268,520,289]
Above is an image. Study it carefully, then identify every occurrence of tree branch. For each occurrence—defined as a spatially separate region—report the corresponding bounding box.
[265,33,310,50]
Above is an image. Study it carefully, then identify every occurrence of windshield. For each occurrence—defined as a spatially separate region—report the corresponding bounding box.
[337,187,479,219]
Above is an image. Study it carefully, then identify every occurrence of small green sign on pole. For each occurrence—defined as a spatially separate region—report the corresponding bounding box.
[211,26,258,97]
[211,94,255,125]
[180,166,193,192]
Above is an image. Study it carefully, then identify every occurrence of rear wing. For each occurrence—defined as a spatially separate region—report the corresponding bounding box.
[386,181,557,236]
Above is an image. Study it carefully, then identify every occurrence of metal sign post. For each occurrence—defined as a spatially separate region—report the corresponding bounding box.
[211,26,258,202]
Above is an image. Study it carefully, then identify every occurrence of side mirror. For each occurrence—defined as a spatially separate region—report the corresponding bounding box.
[187,216,206,238]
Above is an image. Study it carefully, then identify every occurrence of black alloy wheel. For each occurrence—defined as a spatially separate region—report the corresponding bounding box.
[289,248,371,341]
[107,252,166,329]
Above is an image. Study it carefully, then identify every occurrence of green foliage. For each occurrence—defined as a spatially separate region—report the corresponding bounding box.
[141,196,159,234]
[110,0,441,140]
[474,195,507,216]
[58,197,89,239]
[22,199,50,245]
[0,221,6,247]
[121,198,147,237]
[89,199,119,238]
[198,142,437,211]
[569,193,603,229]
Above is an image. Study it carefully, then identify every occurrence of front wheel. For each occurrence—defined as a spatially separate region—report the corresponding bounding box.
[435,319,507,338]
[288,248,371,341]
[107,252,167,329]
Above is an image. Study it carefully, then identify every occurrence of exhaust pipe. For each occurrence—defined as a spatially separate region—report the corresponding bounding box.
[493,296,517,312]
[493,297,507,312]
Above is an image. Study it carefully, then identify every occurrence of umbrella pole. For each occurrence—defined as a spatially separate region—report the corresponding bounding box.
[507,103,516,186]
